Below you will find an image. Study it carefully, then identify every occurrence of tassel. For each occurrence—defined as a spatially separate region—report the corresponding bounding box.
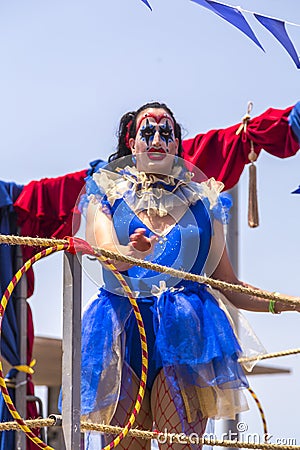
[248,141,259,228]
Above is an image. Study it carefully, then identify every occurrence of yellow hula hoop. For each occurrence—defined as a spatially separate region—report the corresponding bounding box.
[0,244,67,450]
[247,386,268,440]
[0,239,148,450]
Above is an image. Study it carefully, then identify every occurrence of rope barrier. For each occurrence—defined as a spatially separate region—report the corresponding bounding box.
[0,417,55,431]
[2,233,300,363]
[0,233,299,306]
[0,416,298,450]
[0,233,298,449]
[0,234,67,247]
[96,248,300,305]
[239,347,300,364]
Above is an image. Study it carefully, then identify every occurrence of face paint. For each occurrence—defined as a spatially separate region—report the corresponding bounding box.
[139,118,174,151]
[158,120,174,148]
[139,119,156,147]
[131,107,179,173]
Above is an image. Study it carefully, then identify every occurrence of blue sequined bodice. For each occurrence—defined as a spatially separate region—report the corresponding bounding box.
[102,197,212,296]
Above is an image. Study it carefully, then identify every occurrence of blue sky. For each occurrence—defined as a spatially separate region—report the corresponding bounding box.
[1,0,300,445]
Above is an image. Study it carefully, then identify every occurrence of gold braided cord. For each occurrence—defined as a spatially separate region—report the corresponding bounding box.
[0,234,67,247]
[0,417,55,431]
[0,418,298,450]
[1,233,300,362]
[0,234,298,448]
[95,248,300,305]
[0,233,299,306]
[80,423,300,450]
[239,347,300,364]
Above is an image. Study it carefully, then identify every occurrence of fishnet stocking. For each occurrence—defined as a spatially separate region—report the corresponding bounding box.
[151,369,207,450]
[104,366,207,450]
[103,363,152,450]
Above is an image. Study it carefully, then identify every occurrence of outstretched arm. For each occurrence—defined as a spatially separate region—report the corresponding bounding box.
[289,101,300,143]
[210,221,300,313]
[183,104,300,190]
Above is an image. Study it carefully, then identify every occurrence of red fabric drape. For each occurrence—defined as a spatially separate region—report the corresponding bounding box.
[183,106,299,189]
[14,169,87,298]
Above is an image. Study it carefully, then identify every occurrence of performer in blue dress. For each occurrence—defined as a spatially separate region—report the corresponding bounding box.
[80,102,300,450]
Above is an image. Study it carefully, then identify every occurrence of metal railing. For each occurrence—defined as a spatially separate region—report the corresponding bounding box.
[62,252,82,450]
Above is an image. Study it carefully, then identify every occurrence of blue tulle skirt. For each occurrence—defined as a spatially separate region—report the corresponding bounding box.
[81,281,249,428]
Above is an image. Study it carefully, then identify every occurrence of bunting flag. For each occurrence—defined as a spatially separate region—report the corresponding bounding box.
[140,0,152,10]
[254,14,300,69]
[189,0,300,68]
[141,0,300,68]
[191,0,264,51]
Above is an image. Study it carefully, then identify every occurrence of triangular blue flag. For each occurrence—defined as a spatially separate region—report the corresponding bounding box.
[140,0,152,10]
[292,186,300,194]
[191,0,264,51]
[254,14,300,68]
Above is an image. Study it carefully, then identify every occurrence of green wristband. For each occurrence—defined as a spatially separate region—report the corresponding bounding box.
[269,299,281,314]
[269,299,276,314]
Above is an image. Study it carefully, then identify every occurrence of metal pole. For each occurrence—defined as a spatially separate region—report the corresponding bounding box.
[15,244,28,450]
[62,252,82,450]
[26,395,46,442]
[47,386,66,449]
[222,184,240,447]
[226,185,239,275]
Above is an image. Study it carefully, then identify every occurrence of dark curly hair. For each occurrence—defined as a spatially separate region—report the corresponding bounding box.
[108,101,183,162]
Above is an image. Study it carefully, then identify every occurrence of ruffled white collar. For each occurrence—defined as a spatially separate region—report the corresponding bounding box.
[92,165,224,217]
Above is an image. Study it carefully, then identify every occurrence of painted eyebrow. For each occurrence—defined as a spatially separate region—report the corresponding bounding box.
[135,113,174,132]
